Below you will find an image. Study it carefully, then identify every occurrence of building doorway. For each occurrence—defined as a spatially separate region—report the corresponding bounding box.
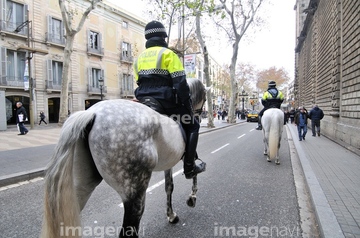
[48,98,60,123]
[5,96,29,125]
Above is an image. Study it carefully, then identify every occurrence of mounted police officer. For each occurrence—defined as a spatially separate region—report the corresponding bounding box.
[133,21,206,179]
[255,81,284,130]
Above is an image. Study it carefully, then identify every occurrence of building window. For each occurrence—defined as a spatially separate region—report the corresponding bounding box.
[122,21,128,28]
[89,68,104,88]
[89,31,100,50]
[1,48,26,85]
[46,16,65,45]
[46,60,63,90]
[87,30,103,55]
[122,74,133,92]
[2,1,28,33]
[121,42,132,61]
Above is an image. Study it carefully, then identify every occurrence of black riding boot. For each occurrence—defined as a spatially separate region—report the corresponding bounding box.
[255,116,262,130]
[183,132,206,179]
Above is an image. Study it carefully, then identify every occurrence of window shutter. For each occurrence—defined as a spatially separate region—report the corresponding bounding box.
[87,29,91,50]
[21,5,30,33]
[61,20,65,44]
[0,47,7,82]
[47,59,53,81]
[98,33,102,52]
[47,16,52,41]
[101,69,105,85]
[129,44,132,59]
[0,0,6,29]
[88,68,92,87]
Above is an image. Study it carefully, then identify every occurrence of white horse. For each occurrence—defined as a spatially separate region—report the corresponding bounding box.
[40,78,206,238]
[261,108,284,165]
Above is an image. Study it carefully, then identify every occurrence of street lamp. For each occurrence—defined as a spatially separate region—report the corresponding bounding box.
[239,89,248,119]
[14,17,48,129]
[15,20,34,129]
[98,77,104,101]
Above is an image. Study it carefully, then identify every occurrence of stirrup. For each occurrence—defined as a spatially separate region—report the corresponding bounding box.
[255,125,262,130]
[184,161,206,179]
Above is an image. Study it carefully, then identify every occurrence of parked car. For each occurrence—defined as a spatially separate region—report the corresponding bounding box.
[246,110,259,122]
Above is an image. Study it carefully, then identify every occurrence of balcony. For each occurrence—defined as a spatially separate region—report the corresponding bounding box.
[0,20,28,39]
[45,32,66,46]
[0,76,36,88]
[120,54,133,63]
[87,84,107,95]
[120,89,134,98]
[87,45,104,57]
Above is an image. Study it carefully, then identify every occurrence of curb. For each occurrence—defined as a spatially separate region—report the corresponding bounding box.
[0,168,46,187]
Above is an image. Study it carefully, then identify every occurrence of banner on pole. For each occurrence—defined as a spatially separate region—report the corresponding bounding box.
[184,54,196,78]
[24,60,29,91]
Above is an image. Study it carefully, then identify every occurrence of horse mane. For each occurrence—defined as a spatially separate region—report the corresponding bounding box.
[187,78,205,106]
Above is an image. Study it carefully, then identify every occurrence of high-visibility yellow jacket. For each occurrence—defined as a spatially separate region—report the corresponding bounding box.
[133,46,190,108]
[261,88,284,108]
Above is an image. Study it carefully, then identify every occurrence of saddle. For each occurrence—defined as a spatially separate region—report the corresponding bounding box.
[139,96,187,143]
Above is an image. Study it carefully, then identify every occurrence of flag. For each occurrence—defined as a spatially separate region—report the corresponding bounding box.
[24,60,29,91]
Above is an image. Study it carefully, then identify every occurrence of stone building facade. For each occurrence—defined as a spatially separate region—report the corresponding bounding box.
[0,0,146,128]
[295,0,360,149]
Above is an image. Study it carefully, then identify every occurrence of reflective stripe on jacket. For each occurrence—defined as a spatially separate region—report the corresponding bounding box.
[261,88,284,108]
[133,46,190,108]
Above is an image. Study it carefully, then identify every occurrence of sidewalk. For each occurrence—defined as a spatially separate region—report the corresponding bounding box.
[1,119,359,237]
[287,123,360,238]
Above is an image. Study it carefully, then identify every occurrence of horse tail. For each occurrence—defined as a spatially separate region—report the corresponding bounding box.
[41,110,96,238]
[268,112,281,160]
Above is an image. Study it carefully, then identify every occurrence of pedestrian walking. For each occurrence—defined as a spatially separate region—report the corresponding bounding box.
[39,111,48,125]
[294,106,309,141]
[308,104,324,137]
[16,102,29,135]
[289,108,296,123]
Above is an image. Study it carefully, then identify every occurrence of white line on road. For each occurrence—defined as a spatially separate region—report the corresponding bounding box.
[238,134,245,139]
[211,143,230,154]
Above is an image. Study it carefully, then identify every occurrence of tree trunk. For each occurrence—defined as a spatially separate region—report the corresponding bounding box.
[228,37,240,124]
[58,34,75,126]
[195,14,214,128]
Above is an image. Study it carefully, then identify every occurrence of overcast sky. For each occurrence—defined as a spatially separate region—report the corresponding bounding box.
[107,0,296,82]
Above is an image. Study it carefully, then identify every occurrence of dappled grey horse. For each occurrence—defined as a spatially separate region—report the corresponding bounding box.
[262,108,284,165]
[40,78,207,238]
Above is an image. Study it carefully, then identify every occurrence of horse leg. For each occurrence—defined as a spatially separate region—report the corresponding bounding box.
[73,140,103,210]
[119,172,151,238]
[275,136,281,165]
[164,169,179,223]
[187,151,199,207]
[187,175,198,207]
[263,131,269,160]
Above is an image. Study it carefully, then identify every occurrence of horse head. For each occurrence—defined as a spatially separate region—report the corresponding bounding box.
[187,78,207,117]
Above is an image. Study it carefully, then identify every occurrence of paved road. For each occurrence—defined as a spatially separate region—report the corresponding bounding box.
[1,117,360,237]
[0,123,308,238]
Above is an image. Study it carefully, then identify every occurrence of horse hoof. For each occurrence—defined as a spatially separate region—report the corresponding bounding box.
[267,158,271,162]
[264,151,267,155]
[275,160,280,165]
[168,214,179,224]
[187,196,196,208]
